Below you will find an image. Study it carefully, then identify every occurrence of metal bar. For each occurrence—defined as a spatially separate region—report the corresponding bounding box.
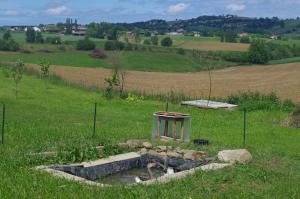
[93,103,97,138]
[243,108,246,148]
[1,104,5,144]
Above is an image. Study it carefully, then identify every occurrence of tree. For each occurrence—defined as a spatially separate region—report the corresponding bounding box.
[150,36,159,45]
[2,30,11,40]
[107,28,118,40]
[143,39,151,45]
[39,59,51,88]
[35,32,44,43]
[26,28,36,43]
[248,40,270,64]
[76,37,96,50]
[11,60,25,99]
[161,37,172,47]
[240,36,250,44]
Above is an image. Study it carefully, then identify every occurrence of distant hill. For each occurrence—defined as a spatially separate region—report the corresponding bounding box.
[117,15,300,38]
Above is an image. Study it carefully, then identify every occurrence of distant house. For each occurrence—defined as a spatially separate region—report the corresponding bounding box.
[270,35,278,40]
[72,25,87,36]
[167,29,186,36]
[238,32,248,37]
[25,26,41,32]
[193,31,201,37]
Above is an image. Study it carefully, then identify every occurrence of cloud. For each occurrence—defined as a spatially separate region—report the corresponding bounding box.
[167,3,190,15]
[46,6,69,15]
[4,10,19,16]
[226,3,246,12]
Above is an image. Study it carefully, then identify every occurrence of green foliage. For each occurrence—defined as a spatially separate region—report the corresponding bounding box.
[62,145,100,163]
[177,48,186,55]
[104,40,125,51]
[240,36,251,44]
[161,37,173,47]
[76,37,96,50]
[221,51,249,63]
[26,28,36,43]
[39,59,50,79]
[221,31,237,43]
[151,36,159,45]
[104,71,119,99]
[0,38,20,51]
[227,91,295,111]
[11,60,25,98]
[2,30,11,40]
[126,93,144,102]
[248,40,270,64]
[143,39,151,45]
[35,32,44,43]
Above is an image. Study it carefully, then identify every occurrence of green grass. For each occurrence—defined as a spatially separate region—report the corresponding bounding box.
[269,56,300,65]
[0,66,300,198]
[0,50,236,72]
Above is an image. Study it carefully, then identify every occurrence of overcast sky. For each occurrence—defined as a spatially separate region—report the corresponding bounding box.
[1,0,300,25]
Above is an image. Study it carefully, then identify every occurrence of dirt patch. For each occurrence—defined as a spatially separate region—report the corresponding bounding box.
[26,62,300,103]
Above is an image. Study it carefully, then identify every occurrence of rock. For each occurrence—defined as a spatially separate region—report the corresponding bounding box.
[194,151,206,161]
[148,149,160,157]
[167,146,173,150]
[167,151,182,159]
[30,152,57,158]
[139,148,148,155]
[200,163,231,171]
[175,147,184,154]
[183,150,196,160]
[218,149,252,164]
[95,146,104,153]
[158,152,167,157]
[126,139,147,148]
[142,142,152,149]
[118,143,129,149]
[156,146,167,152]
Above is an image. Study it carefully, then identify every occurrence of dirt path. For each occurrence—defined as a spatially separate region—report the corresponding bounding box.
[26,63,300,102]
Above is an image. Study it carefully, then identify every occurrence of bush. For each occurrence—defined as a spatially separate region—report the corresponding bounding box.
[177,48,185,55]
[161,37,173,47]
[125,43,133,51]
[151,36,159,45]
[143,39,151,45]
[227,91,295,111]
[221,51,249,63]
[104,40,125,51]
[2,30,11,40]
[89,49,107,59]
[240,36,250,44]
[76,37,96,50]
[248,40,270,64]
[0,39,19,51]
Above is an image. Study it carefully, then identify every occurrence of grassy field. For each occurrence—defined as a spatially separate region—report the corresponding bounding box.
[0,65,299,198]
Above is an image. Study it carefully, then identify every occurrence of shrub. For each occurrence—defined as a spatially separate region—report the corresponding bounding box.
[76,37,96,50]
[26,28,36,43]
[151,36,159,45]
[35,32,44,43]
[248,40,270,64]
[143,39,151,45]
[0,39,19,51]
[125,43,133,51]
[104,40,125,51]
[2,30,11,40]
[221,51,249,63]
[89,49,107,59]
[177,48,185,55]
[227,91,295,111]
[240,36,250,44]
[161,37,173,47]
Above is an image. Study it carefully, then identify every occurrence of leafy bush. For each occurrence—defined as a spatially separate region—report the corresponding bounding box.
[161,37,173,47]
[2,30,11,40]
[248,40,270,64]
[76,37,96,50]
[227,91,295,111]
[104,40,125,51]
[221,51,249,63]
[143,39,151,45]
[177,48,186,55]
[0,39,20,51]
[126,93,144,102]
[240,36,250,44]
[151,36,159,45]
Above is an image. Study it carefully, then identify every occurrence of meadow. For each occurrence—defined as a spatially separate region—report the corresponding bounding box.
[0,65,300,198]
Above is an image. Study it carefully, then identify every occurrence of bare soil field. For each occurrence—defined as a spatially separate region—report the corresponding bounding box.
[27,63,300,102]
[175,41,250,52]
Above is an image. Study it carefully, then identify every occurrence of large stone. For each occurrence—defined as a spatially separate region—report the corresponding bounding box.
[194,151,206,161]
[95,146,104,153]
[183,150,196,160]
[148,149,160,157]
[167,151,182,159]
[218,149,252,164]
[126,139,147,148]
[118,143,129,149]
[139,148,148,155]
[142,142,152,149]
[156,146,167,152]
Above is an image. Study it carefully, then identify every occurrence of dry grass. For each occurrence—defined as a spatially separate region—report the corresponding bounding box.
[26,62,300,102]
[175,41,250,52]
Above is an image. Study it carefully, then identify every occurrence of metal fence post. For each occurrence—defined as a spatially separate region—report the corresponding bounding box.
[93,103,97,138]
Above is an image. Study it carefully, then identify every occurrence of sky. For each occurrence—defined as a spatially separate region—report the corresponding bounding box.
[1,0,300,25]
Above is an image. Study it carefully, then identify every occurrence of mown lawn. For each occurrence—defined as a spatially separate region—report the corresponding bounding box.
[0,66,299,198]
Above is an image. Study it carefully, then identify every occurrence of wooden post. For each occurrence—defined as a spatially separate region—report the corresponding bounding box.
[180,120,184,141]
[173,120,177,141]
